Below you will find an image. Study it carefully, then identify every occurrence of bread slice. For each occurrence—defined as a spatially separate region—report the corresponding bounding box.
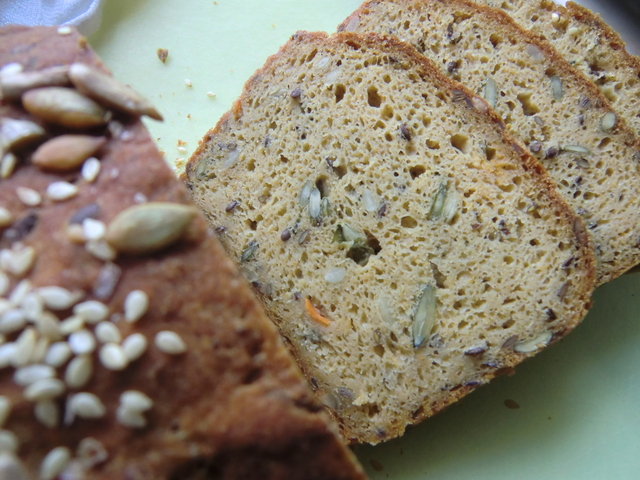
[184,31,595,444]
[0,26,367,480]
[339,0,640,285]
[481,0,640,138]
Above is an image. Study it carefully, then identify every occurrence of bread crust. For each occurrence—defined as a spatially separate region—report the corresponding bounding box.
[0,25,367,480]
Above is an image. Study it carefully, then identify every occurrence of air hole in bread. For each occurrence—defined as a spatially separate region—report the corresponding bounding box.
[427,139,441,149]
[367,86,382,107]
[516,92,540,116]
[409,165,426,179]
[450,133,468,152]
[485,146,497,160]
[401,216,418,228]
[335,83,346,103]
[489,33,503,48]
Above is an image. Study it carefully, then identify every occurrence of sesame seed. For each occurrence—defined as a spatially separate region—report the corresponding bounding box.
[0,430,18,453]
[73,301,109,324]
[154,331,187,354]
[13,327,37,367]
[98,343,128,370]
[59,315,85,336]
[0,309,27,335]
[44,342,72,368]
[82,218,106,240]
[66,224,86,243]
[133,192,147,204]
[177,146,187,154]
[0,208,12,228]
[184,79,192,87]
[29,338,50,364]
[0,300,11,316]
[21,292,44,321]
[2,246,36,277]
[40,446,71,480]
[8,279,31,305]
[85,239,117,261]
[121,333,147,361]
[0,453,29,480]
[1,153,17,179]
[116,404,146,428]
[0,397,10,428]
[68,329,96,355]
[46,182,78,201]
[16,187,41,207]
[124,290,148,323]
[23,377,65,402]
[13,364,56,387]
[81,157,101,183]
[94,321,121,344]
[77,437,108,468]
[37,286,82,311]
[0,343,18,369]
[64,355,92,389]
[34,312,62,341]
[57,26,72,35]
[206,91,216,98]
[120,390,153,411]
[34,400,59,428]
[69,392,106,419]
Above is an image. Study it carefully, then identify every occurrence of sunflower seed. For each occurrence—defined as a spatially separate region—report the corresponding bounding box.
[299,180,313,207]
[22,87,108,128]
[0,118,46,152]
[0,65,70,100]
[600,111,617,133]
[32,135,106,172]
[483,77,497,108]
[412,285,437,348]
[106,202,197,255]
[308,187,321,220]
[550,75,563,101]
[69,63,163,120]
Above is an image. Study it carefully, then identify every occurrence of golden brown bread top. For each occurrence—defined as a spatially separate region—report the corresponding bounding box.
[0,25,366,480]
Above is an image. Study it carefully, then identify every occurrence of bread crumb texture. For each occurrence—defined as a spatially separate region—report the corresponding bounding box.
[340,0,640,285]
[186,31,595,444]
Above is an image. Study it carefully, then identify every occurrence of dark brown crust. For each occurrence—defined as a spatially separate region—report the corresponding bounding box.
[186,30,596,444]
[338,0,640,285]
[0,26,367,480]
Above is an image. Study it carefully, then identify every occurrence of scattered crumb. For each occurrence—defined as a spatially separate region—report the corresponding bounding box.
[504,399,520,410]
[272,24,276,28]
[157,48,169,63]
[177,140,187,146]
[207,91,216,98]
[187,114,191,119]
[174,158,187,171]
[184,79,193,87]
[370,459,384,472]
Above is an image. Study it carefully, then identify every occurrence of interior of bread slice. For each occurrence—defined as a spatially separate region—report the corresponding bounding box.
[185,31,595,444]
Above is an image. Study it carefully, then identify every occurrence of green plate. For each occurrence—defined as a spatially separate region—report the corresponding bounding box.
[91,1,640,478]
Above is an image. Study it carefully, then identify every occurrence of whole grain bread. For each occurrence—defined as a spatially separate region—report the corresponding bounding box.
[481,0,640,138]
[0,25,367,480]
[339,0,640,285]
[184,31,595,444]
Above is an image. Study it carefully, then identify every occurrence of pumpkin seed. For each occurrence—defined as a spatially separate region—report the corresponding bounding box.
[105,203,197,255]
[600,111,617,133]
[428,181,449,220]
[308,187,321,221]
[412,285,437,348]
[550,75,563,101]
[299,180,313,207]
[22,87,109,128]
[240,241,258,262]
[68,63,163,120]
[483,77,497,108]
[441,184,459,224]
[513,331,553,353]
[32,135,106,172]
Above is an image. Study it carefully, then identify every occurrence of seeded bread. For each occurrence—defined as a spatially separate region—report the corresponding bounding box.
[481,0,640,138]
[184,31,595,444]
[0,25,367,480]
[339,0,640,285]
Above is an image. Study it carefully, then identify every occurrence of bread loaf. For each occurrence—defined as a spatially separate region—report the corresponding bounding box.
[0,25,367,480]
[481,0,640,138]
[340,0,640,285]
[185,31,595,444]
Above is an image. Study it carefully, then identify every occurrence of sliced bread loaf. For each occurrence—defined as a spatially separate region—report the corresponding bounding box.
[0,26,367,480]
[481,0,640,138]
[339,0,640,285]
[184,31,595,444]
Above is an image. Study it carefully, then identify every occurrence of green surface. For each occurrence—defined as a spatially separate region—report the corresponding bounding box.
[91,1,640,478]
